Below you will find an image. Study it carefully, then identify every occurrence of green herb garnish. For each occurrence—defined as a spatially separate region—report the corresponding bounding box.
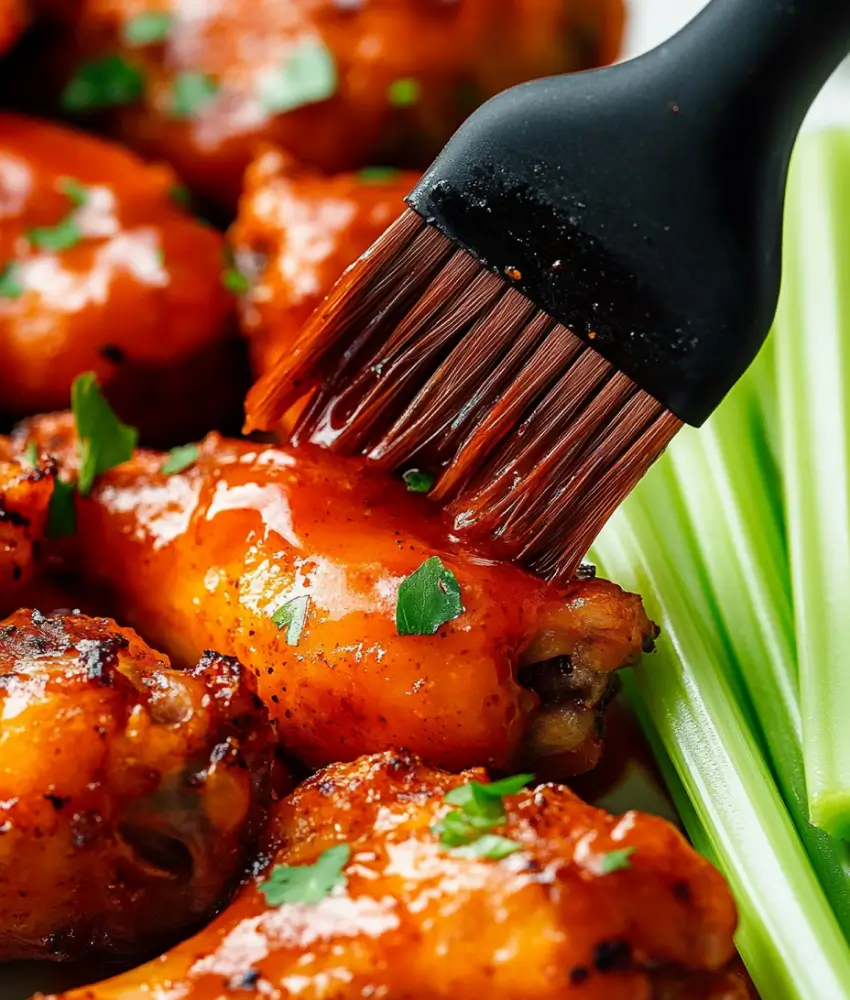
[0,262,24,299]
[271,595,310,646]
[28,217,82,253]
[433,774,532,856]
[599,847,635,874]
[396,556,463,635]
[71,372,138,496]
[258,39,338,114]
[169,183,191,208]
[387,77,421,108]
[122,11,172,47]
[222,268,250,295]
[23,442,38,467]
[170,71,218,119]
[47,478,78,539]
[358,166,402,184]
[402,469,434,493]
[58,177,89,207]
[161,443,199,476]
[61,55,144,112]
[259,843,349,906]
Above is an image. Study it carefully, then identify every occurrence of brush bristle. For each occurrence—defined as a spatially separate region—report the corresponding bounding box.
[245,209,683,581]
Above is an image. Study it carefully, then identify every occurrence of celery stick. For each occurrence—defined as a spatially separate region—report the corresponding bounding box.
[666,390,850,931]
[775,130,850,837]
[594,500,850,1000]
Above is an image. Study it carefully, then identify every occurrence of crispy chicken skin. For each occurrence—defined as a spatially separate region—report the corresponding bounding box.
[0,609,278,962]
[44,751,738,1000]
[30,0,624,207]
[21,413,656,777]
[0,442,52,603]
[230,148,417,380]
[0,114,242,444]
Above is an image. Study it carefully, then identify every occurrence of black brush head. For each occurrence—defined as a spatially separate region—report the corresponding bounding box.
[409,0,850,425]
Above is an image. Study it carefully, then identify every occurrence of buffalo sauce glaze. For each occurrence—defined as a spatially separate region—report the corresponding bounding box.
[0,114,239,443]
[22,413,655,774]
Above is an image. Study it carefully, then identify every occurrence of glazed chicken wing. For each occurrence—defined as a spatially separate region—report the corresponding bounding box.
[21,0,624,207]
[45,751,739,1000]
[0,609,277,961]
[229,147,417,380]
[22,414,657,777]
[0,114,242,444]
[0,442,51,603]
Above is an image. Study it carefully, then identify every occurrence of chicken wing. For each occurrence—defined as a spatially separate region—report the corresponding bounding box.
[20,0,624,207]
[0,114,243,444]
[21,414,657,777]
[0,441,52,605]
[229,148,417,380]
[43,751,739,1000]
[0,609,278,961]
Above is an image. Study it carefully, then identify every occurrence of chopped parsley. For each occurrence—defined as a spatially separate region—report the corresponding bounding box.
[161,443,199,475]
[433,774,532,857]
[259,843,349,906]
[71,372,138,496]
[396,556,463,635]
[168,183,191,208]
[58,177,89,207]
[23,442,38,467]
[170,71,218,119]
[358,166,402,184]
[271,595,310,646]
[402,469,434,493]
[387,77,421,108]
[28,216,82,253]
[122,11,172,47]
[61,55,145,112]
[0,262,24,299]
[599,847,636,874]
[47,478,78,539]
[258,38,338,114]
[222,267,250,295]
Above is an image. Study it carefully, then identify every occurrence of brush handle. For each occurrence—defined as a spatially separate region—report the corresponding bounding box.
[409,0,850,425]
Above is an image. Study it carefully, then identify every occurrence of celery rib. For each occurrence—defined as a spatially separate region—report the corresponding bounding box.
[775,131,850,838]
[594,503,850,1000]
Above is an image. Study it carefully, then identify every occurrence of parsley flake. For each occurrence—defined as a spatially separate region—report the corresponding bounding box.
[449,835,524,861]
[387,77,421,108]
[258,39,338,114]
[433,774,532,857]
[71,372,138,496]
[358,166,402,184]
[222,268,250,295]
[58,177,89,207]
[28,216,82,253]
[402,469,434,493]
[61,55,144,112]
[122,11,172,47]
[161,443,199,475]
[259,843,349,906]
[47,478,78,539]
[271,595,310,646]
[170,71,218,119]
[0,262,24,299]
[169,183,191,208]
[23,442,38,467]
[599,847,635,874]
[396,556,463,635]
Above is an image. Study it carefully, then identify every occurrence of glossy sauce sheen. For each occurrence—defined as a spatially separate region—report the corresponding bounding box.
[229,148,417,379]
[32,0,624,207]
[49,751,741,1000]
[0,610,277,961]
[0,115,238,441]
[24,415,654,774]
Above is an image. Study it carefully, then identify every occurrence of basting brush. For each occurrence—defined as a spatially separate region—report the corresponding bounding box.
[245,0,850,582]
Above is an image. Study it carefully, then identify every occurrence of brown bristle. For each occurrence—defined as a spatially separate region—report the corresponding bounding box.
[245,209,683,582]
